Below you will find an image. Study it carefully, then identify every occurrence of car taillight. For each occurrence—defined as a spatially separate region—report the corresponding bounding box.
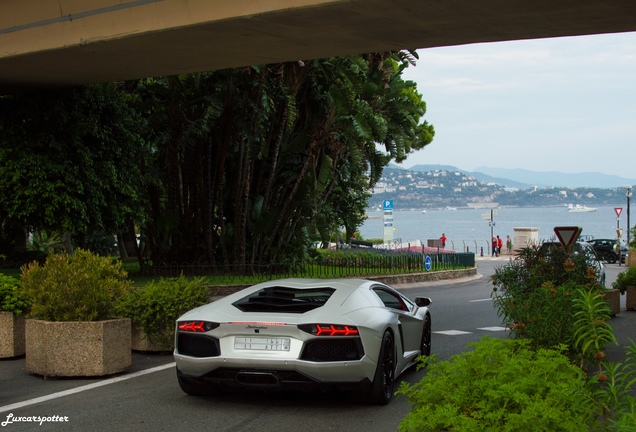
[177,321,219,332]
[298,324,359,336]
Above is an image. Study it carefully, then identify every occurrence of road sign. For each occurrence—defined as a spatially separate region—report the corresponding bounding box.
[424,255,432,272]
[383,200,393,211]
[615,207,623,218]
[554,226,582,250]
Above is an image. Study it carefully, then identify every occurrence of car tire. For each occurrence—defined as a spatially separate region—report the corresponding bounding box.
[607,253,617,264]
[177,369,221,397]
[369,331,395,405]
[420,314,432,358]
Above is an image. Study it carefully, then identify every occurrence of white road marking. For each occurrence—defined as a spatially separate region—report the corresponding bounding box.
[477,326,509,332]
[0,362,176,414]
[469,298,493,302]
[434,326,509,336]
[433,330,472,335]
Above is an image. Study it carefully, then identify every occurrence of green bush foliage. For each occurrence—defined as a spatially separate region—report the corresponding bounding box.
[397,337,593,432]
[586,341,636,431]
[20,249,131,321]
[313,248,424,270]
[0,274,30,315]
[572,289,617,364]
[492,244,602,293]
[114,276,210,347]
[491,245,607,357]
[612,266,636,294]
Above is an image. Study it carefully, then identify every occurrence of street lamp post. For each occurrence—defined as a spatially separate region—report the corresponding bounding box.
[627,186,632,247]
[489,209,495,256]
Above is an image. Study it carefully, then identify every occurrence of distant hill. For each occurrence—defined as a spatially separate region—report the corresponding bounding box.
[404,164,531,189]
[399,163,636,189]
[372,164,628,209]
[474,166,636,188]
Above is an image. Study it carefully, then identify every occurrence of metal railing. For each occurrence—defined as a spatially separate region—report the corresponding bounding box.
[138,252,475,283]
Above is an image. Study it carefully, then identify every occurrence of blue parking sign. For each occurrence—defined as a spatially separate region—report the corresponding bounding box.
[383,200,393,210]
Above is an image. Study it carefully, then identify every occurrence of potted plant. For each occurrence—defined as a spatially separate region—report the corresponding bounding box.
[0,274,31,358]
[612,266,636,311]
[115,276,210,352]
[21,249,132,377]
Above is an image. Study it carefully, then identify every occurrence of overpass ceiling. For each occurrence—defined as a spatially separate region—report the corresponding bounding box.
[1,0,636,91]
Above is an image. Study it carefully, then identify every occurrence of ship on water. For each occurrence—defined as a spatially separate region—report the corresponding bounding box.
[567,204,597,213]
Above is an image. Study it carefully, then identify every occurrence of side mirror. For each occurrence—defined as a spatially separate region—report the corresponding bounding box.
[415,297,432,307]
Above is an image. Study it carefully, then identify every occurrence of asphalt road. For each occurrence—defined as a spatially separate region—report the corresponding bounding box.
[1,257,633,432]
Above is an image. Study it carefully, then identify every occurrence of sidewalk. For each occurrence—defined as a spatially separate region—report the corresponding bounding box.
[475,253,518,261]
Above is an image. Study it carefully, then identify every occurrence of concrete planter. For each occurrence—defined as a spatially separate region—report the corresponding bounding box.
[627,253,636,268]
[26,318,131,377]
[0,311,26,358]
[626,285,636,311]
[131,327,173,353]
[604,289,621,316]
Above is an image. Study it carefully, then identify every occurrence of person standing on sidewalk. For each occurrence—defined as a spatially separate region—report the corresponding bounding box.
[506,235,512,254]
[492,237,498,257]
[497,235,503,256]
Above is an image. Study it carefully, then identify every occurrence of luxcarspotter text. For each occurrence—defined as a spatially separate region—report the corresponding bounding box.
[2,413,69,426]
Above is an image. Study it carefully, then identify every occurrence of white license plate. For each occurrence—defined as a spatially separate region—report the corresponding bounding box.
[234,337,291,351]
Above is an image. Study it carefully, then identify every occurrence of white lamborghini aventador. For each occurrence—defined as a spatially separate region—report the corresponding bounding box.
[174,278,432,404]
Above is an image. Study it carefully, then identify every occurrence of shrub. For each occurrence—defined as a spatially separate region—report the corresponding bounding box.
[314,248,424,269]
[585,341,636,430]
[492,244,602,292]
[114,276,210,347]
[612,266,636,294]
[79,232,117,257]
[20,249,131,321]
[397,337,593,431]
[572,289,617,365]
[0,274,30,315]
[27,231,64,254]
[491,244,607,358]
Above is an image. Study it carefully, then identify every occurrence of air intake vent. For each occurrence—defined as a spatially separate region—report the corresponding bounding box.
[177,333,220,358]
[301,339,363,362]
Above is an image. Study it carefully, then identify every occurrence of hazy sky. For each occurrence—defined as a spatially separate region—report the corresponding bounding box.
[400,31,636,178]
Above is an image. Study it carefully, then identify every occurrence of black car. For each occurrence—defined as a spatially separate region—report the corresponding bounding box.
[587,238,627,264]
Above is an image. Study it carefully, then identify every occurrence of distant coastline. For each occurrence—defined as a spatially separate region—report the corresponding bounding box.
[369,166,631,211]
[360,206,626,250]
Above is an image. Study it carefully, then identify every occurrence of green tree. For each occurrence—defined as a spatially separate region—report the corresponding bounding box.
[134,52,433,268]
[0,85,149,255]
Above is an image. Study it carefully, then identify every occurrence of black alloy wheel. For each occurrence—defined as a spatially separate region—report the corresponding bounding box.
[369,331,395,405]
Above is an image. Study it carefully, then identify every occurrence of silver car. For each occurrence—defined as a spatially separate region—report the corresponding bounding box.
[174,278,432,405]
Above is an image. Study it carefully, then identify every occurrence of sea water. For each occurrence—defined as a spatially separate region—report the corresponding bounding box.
[359,206,628,252]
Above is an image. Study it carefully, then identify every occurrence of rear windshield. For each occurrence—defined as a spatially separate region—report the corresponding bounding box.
[233,286,335,313]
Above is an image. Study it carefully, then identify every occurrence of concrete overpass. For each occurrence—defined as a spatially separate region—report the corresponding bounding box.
[2,0,636,91]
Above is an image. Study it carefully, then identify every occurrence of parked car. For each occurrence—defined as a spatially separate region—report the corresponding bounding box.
[174,278,432,405]
[539,241,606,287]
[587,238,627,264]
